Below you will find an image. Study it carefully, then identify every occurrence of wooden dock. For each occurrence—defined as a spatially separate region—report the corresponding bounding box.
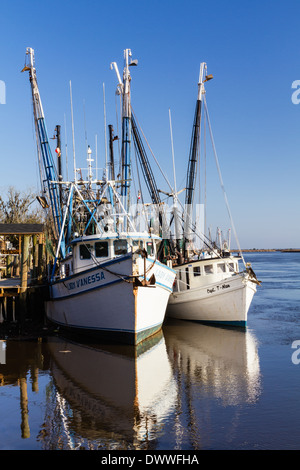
[0,224,47,324]
[0,278,22,323]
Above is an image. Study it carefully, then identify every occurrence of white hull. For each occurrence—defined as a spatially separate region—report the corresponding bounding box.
[47,333,177,445]
[167,268,257,327]
[46,253,175,344]
[164,320,261,405]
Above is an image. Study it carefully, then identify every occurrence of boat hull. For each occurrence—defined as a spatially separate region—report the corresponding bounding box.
[167,272,256,327]
[46,254,175,345]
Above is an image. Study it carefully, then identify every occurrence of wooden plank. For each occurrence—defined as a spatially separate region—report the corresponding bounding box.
[0,277,22,288]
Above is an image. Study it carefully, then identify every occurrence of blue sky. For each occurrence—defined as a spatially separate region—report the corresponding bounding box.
[0,0,299,248]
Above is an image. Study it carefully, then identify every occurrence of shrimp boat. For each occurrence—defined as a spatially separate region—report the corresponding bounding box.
[166,62,259,327]
[22,47,175,344]
[168,254,258,327]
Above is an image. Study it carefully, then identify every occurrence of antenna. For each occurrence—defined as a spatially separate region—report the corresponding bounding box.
[103,82,108,179]
[169,108,177,195]
[83,98,88,154]
[64,113,69,180]
[95,133,98,181]
[69,80,77,182]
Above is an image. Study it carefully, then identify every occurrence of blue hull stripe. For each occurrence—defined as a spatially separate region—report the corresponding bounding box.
[186,319,247,328]
[50,276,172,301]
[52,254,132,286]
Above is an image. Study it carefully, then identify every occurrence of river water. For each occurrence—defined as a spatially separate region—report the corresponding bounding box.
[0,252,299,451]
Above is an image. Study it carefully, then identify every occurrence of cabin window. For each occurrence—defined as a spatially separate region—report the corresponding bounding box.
[228,263,235,271]
[146,241,154,256]
[80,244,92,260]
[204,264,214,275]
[193,266,201,277]
[217,263,226,273]
[113,239,128,255]
[95,241,109,258]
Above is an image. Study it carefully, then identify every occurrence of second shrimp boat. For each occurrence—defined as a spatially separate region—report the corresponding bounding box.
[22,47,175,345]
[166,62,260,327]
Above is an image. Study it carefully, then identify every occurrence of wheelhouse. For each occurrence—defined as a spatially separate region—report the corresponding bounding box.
[59,232,161,278]
[174,257,240,292]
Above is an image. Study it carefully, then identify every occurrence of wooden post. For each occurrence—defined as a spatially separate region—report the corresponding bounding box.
[32,235,38,282]
[6,255,12,278]
[20,235,30,293]
[20,235,30,318]
[29,236,32,277]
[17,235,21,276]
[0,297,4,322]
[38,244,43,280]
[19,376,30,439]
[12,296,15,322]
[38,239,44,281]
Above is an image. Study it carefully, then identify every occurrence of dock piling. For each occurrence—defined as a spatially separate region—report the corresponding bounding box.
[0,224,46,327]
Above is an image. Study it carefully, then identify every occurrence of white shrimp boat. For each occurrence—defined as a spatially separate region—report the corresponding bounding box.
[47,229,175,344]
[166,62,259,327]
[168,255,257,327]
[23,47,175,344]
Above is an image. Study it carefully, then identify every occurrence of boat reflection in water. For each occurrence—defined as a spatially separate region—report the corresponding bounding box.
[0,318,262,449]
[164,319,261,407]
[47,331,177,449]
[47,320,261,449]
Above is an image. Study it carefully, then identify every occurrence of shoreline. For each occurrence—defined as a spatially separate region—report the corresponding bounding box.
[230,248,300,253]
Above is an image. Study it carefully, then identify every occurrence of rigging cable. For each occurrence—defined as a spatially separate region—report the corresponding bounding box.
[130,107,174,193]
[203,95,246,267]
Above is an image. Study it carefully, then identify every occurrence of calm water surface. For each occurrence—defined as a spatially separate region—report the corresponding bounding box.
[0,252,299,450]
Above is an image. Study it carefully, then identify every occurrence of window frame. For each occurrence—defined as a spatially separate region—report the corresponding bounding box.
[193,266,201,277]
[217,263,226,273]
[79,243,92,260]
[113,239,128,256]
[204,264,214,275]
[95,241,109,258]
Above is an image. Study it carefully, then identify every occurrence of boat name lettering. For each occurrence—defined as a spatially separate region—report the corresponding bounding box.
[207,283,230,294]
[67,272,105,290]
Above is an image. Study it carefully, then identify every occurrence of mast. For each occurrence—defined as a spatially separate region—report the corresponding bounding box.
[121,49,132,205]
[111,49,137,217]
[184,62,212,259]
[54,124,63,206]
[22,47,66,258]
[87,145,93,188]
